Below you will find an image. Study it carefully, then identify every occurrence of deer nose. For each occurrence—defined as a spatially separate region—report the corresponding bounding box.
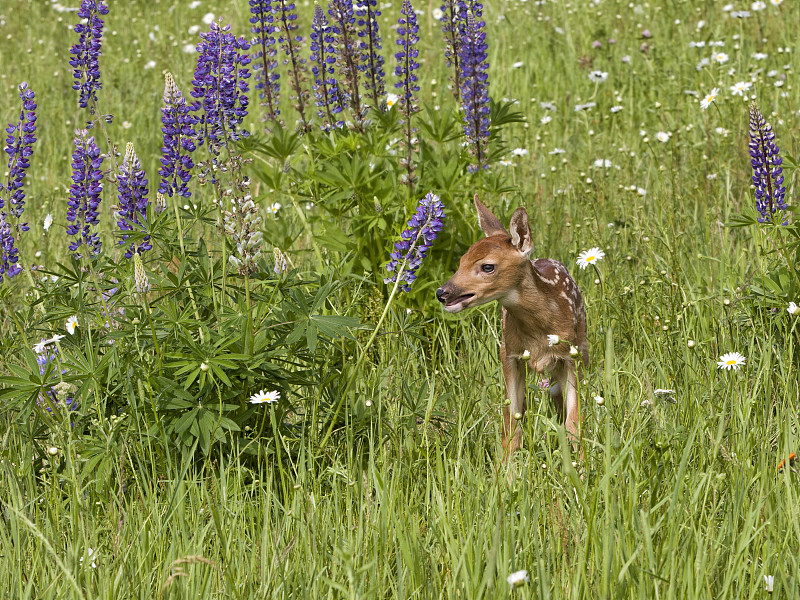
[435,287,448,303]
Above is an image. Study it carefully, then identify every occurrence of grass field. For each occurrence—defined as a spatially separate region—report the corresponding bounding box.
[2,0,800,597]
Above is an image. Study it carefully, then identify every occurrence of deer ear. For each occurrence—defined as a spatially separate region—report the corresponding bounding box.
[509,207,533,258]
[474,194,508,237]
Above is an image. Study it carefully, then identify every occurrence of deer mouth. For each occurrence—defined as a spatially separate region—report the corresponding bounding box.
[444,293,475,312]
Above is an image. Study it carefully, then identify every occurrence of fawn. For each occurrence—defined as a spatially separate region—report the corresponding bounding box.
[436,196,589,459]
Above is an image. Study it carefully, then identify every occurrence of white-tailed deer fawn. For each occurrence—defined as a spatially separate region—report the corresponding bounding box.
[436,196,589,460]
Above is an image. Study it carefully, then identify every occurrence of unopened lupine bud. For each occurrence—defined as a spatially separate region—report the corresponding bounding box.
[133,252,150,295]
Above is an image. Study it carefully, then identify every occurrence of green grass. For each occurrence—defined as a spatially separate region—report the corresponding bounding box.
[2,0,800,597]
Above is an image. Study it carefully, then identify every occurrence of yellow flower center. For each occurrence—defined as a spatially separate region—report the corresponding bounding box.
[726,359,737,365]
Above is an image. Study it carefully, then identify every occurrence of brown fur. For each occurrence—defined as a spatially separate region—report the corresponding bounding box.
[436,195,589,460]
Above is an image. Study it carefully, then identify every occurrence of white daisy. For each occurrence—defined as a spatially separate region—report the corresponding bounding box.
[610,105,623,113]
[656,131,670,143]
[540,115,552,124]
[506,570,529,587]
[250,389,281,404]
[182,43,196,54]
[700,87,719,110]
[712,52,729,64]
[66,315,79,335]
[770,0,783,5]
[729,81,752,96]
[144,60,156,70]
[751,1,766,9]
[43,213,53,231]
[547,334,560,347]
[512,61,524,68]
[576,247,605,269]
[588,70,608,83]
[787,301,799,315]
[717,352,746,371]
[540,101,556,111]
[386,93,399,109]
[189,0,201,8]
[593,158,612,168]
[267,202,281,215]
[511,148,528,157]
[33,339,49,354]
[432,7,443,19]
[202,12,215,24]
[188,24,201,35]
[548,148,566,155]
[752,52,768,60]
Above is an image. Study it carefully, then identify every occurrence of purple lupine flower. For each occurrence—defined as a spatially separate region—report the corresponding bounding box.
[37,349,78,414]
[384,192,446,292]
[440,0,461,101]
[191,22,252,151]
[310,4,347,131]
[328,0,365,128]
[2,82,37,222]
[0,82,37,282]
[0,213,21,282]
[159,73,197,199]
[250,0,282,128]
[356,0,385,111]
[459,9,491,172]
[749,103,788,224]
[66,129,104,259]
[394,0,420,185]
[275,0,311,131]
[116,143,151,259]
[68,0,109,113]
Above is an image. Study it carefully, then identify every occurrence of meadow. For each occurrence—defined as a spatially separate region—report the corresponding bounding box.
[1,0,799,597]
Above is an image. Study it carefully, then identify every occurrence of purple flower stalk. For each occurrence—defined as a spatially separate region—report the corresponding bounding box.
[191,22,252,151]
[275,0,311,131]
[0,82,37,282]
[66,129,104,259]
[250,0,282,129]
[69,0,109,113]
[384,192,446,292]
[310,4,347,131]
[356,0,385,111]
[116,143,151,259]
[459,9,491,172]
[394,0,420,185]
[440,0,462,101]
[329,0,365,128]
[749,103,787,224]
[2,82,36,222]
[0,214,20,282]
[159,73,197,199]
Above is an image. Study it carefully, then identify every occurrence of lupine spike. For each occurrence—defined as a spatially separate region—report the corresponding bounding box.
[310,3,347,131]
[749,103,788,224]
[220,178,263,276]
[66,129,104,259]
[328,0,365,128]
[250,0,282,129]
[159,73,197,199]
[440,0,462,101]
[133,252,151,295]
[395,0,420,186]
[275,0,311,131]
[190,22,252,151]
[1,82,37,283]
[69,0,109,113]
[384,192,446,292]
[356,0,385,111]
[459,9,491,172]
[116,143,151,258]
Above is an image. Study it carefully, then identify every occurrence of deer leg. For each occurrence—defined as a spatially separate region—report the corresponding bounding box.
[551,359,582,454]
[500,345,527,461]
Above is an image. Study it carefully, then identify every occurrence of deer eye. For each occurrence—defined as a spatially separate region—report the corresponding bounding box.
[481,264,495,273]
